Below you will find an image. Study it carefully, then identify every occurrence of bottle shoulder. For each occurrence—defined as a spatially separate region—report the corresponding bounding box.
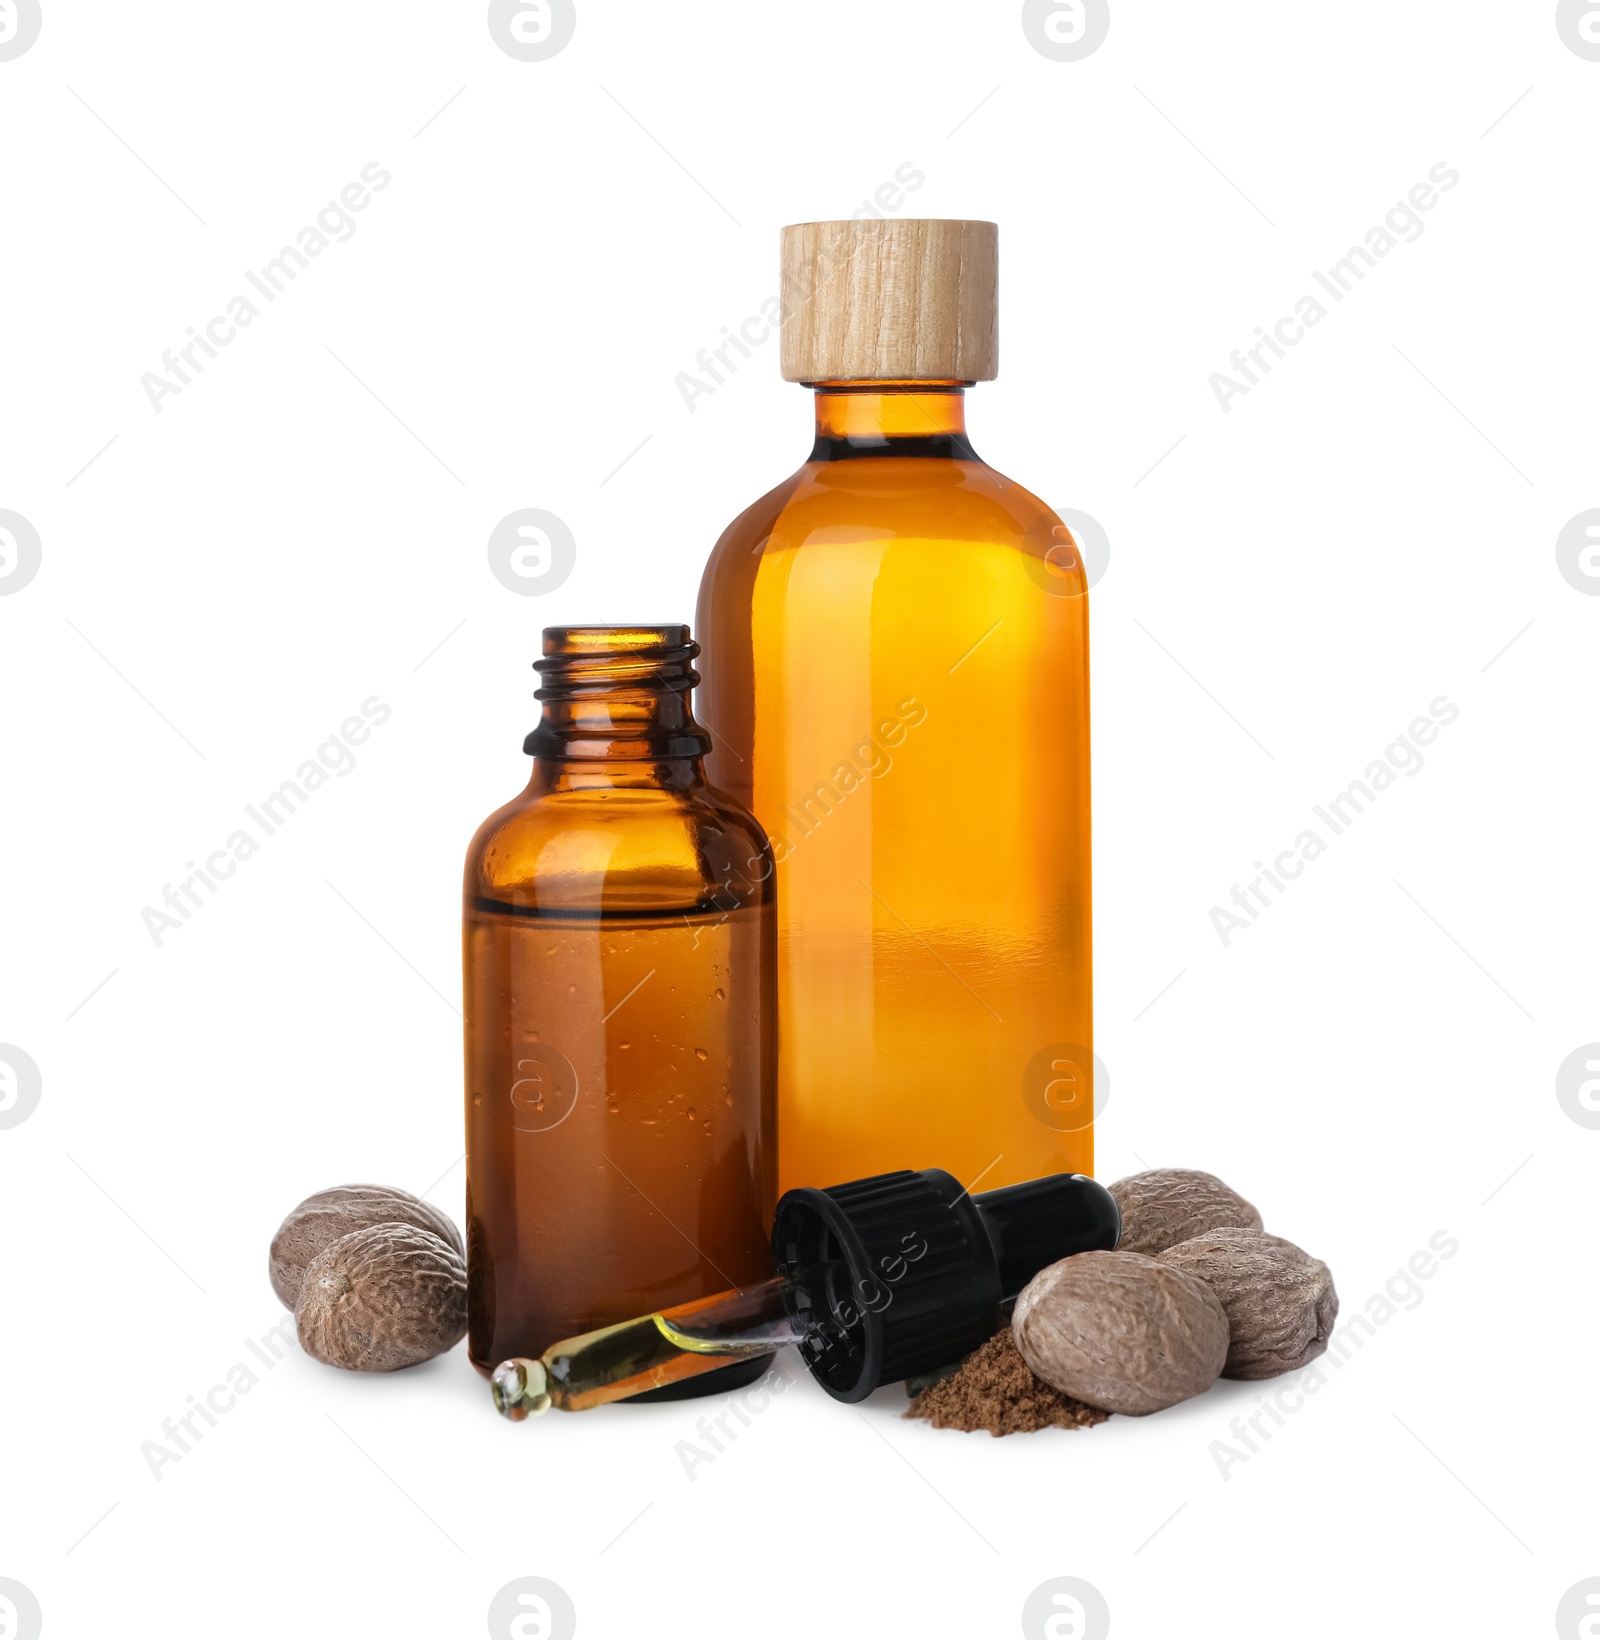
[699,465,811,584]
[464,772,772,912]
[711,455,1064,554]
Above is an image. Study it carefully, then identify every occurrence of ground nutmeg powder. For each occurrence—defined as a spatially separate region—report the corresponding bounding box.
[904,1327,1112,1436]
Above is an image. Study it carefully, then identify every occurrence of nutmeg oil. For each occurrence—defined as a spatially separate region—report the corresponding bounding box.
[462,628,776,1384]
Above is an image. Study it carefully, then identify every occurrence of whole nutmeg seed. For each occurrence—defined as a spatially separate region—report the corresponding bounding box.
[1158,1227,1339,1380]
[1108,1168,1262,1256]
[1013,1249,1229,1416]
[296,1222,468,1372]
[269,1184,464,1310]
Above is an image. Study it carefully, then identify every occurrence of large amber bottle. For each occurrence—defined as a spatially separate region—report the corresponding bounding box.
[695,220,1092,1197]
[462,627,776,1392]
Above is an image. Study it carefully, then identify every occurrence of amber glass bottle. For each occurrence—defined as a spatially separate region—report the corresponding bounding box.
[462,627,777,1390]
[695,220,1092,1197]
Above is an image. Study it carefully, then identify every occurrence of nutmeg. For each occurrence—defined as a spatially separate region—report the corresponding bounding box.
[1012,1249,1230,1416]
[296,1222,468,1372]
[269,1183,464,1311]
[1107,1168,1262,1256]
[1158,1227,1338,1380]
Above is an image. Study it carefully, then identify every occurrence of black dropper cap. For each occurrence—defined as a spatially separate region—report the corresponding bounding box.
[770,1168,1120,1403]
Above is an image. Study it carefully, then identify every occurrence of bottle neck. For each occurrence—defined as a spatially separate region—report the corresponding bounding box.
[523,627,711,780]
[808,382,977,462]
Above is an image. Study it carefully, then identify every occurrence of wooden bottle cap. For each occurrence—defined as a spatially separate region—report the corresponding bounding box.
[779,219,998,383]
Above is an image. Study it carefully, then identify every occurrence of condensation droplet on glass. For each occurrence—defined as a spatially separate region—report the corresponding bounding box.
[714,987,726,1002]
[685,1106,696,1121]
[694,1047,708,1061]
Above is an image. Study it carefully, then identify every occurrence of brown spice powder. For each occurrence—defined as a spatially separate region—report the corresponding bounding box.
[905,1328,1112,1436]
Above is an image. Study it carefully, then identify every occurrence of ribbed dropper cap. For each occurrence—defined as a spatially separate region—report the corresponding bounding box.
[771,1168,1119,1403]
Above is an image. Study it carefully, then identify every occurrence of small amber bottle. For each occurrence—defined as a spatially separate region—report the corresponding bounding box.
[696,220,1093,1197]
[462,627,776,1393]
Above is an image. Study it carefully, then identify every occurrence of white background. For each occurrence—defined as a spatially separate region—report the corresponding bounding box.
[2,3,1597,1636]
